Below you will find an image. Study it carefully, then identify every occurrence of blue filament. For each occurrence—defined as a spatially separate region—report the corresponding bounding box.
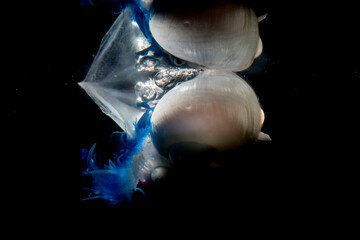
[82,110,152,204]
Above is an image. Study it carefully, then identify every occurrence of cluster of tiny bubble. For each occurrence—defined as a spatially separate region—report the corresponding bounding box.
[134,53,202,109]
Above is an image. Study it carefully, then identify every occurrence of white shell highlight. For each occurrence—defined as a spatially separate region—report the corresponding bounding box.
[149,1,260,71]
[150,70,265,156]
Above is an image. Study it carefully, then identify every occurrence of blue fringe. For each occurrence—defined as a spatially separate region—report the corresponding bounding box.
[82,110,152,204]
[131,0,165,58]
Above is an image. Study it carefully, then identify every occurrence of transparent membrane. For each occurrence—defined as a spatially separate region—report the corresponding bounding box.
[79,6,202,137]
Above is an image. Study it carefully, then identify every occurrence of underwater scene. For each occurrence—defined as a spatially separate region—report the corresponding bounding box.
[12,0,358,227]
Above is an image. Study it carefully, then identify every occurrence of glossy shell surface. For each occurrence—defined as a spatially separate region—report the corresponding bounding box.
[149,1,260,71]
[150,70,263,155]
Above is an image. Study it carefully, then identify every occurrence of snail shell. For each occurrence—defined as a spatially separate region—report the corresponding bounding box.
[149,1,261,71]
[150,70,267,157]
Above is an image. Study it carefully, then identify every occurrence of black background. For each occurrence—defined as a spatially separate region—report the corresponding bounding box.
[9,0,358,232]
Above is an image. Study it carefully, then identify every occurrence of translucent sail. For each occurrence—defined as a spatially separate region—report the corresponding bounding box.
[79,7,152,137]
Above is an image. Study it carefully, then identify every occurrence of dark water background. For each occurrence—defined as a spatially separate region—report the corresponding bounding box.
[9,0,358,232]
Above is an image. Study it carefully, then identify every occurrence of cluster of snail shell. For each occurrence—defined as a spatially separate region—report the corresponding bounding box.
[145,0,271,161]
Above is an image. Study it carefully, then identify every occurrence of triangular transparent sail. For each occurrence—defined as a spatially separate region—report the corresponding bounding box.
[79,5,204,137]
[79,7,153,137]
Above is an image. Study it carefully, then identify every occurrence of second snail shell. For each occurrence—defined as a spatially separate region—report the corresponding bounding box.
[150,70,267,156]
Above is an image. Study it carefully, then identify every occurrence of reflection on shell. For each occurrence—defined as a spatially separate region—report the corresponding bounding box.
[149,1,260,71]
[150,70,265,156]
